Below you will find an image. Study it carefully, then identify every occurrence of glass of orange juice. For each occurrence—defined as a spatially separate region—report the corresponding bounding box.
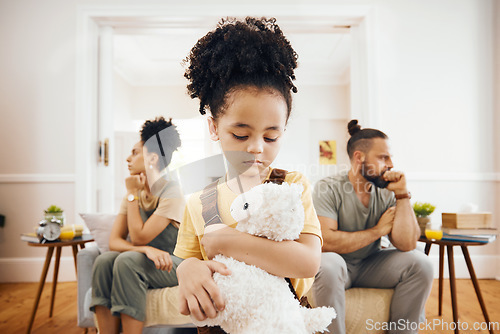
[60,225,75,240]
[425,222,443,241]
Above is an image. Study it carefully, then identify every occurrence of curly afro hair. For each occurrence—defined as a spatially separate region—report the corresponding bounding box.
[140,117,181,171]
[184,17,298,119]
[346,120,388,159]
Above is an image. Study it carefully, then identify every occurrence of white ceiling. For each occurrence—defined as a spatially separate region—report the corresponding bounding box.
[113,28,350,87]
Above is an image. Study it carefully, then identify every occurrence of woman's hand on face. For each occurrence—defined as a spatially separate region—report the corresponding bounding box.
[143,246,173,272]
[125,172,146,193]
[176,257,231,321]
[201,224,236,259]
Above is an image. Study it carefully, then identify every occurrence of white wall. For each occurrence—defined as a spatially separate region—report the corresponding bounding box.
[130,85,200,121]
[370,0,498,270]
[0,0,498,282]
[113,72,135,132]
[494,0,500,279]
[277,84,352,184]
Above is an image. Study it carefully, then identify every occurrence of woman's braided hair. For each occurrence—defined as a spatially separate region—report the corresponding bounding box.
[184,17,298,119]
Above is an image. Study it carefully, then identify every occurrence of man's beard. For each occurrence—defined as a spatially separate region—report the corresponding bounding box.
[361,162,389,189]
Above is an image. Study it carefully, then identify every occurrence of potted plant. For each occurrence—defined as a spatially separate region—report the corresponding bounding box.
[44,205,65,226]
[413,202,436,236]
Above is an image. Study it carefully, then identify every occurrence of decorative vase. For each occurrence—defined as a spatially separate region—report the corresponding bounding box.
[417,217,430,237]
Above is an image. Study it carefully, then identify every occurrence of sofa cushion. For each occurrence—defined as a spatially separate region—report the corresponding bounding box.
[345,288,394,334]
[79,213,116,253]
[305,286,394,334]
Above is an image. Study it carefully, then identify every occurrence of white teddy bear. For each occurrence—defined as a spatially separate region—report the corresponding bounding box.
[192,182,336,334]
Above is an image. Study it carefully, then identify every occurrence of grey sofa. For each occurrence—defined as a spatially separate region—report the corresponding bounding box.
[76,245,197,334]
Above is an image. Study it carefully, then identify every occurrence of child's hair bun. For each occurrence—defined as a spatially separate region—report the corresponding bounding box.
[347,119,362,136]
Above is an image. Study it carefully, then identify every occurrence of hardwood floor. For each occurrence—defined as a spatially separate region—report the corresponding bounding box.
[0,279,499,333]
[0,281,86,334]
[425,279,500,334]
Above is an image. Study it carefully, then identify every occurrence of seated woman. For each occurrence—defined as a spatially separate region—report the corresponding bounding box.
[90,117,185,334]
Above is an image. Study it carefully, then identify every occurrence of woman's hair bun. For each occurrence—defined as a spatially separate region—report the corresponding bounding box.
[347,119,362,136]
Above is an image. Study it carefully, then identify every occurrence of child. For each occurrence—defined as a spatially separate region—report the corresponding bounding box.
[173,17,323,330]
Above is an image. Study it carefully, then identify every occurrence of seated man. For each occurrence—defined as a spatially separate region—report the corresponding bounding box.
[312,120,433,334]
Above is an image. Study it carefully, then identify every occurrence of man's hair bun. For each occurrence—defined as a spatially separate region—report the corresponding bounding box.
[346,119,388,159]
[347,119,362,136]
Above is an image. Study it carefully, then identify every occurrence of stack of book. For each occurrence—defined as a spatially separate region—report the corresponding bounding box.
[441,213,497,243]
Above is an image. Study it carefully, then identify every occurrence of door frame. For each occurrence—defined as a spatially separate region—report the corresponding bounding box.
[75,3,379,218]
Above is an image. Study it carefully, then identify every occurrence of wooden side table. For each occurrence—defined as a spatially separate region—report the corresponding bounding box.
[419,236,495,334]
[25,234,94,334]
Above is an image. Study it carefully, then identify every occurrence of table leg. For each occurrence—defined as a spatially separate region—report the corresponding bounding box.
[461,246,494,334]
[49,246,62,317]
[439,245,444,316]
[27,246,54,334]
[72,244,78,276]
[447,245,459,334]
[424,242,431,255]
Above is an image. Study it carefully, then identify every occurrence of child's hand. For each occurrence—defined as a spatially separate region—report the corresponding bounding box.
[177,257,231,321]
[201,225,238,259]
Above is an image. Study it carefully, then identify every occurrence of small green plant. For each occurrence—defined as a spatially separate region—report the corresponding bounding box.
[45,205,63,213]
[412,202,436,218]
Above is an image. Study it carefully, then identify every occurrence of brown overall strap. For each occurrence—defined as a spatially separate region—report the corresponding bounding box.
[200,179,223,228]
[197,326,227,334]
[263,168,287,185]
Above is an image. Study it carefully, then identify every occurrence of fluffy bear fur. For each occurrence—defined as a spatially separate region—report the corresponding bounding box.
[192,182,336,333]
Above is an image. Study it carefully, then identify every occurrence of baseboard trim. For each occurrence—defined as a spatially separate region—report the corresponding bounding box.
[0,257,77,283]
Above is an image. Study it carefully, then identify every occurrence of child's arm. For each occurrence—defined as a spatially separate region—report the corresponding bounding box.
[202,229,321,278]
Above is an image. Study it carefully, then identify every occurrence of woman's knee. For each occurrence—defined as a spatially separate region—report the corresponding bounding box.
[92,251,120,277]
[113,251,148,275]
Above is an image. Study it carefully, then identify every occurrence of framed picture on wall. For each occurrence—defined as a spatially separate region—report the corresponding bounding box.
[319,140,336,165]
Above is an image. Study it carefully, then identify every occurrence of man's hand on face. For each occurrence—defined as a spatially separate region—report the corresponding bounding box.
[125,172,146,193]
[383,170,408,195]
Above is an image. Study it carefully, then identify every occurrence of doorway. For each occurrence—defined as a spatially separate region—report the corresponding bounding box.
[75,5,377,215]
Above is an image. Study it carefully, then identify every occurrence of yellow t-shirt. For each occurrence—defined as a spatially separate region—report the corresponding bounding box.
[173,169,322,298]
